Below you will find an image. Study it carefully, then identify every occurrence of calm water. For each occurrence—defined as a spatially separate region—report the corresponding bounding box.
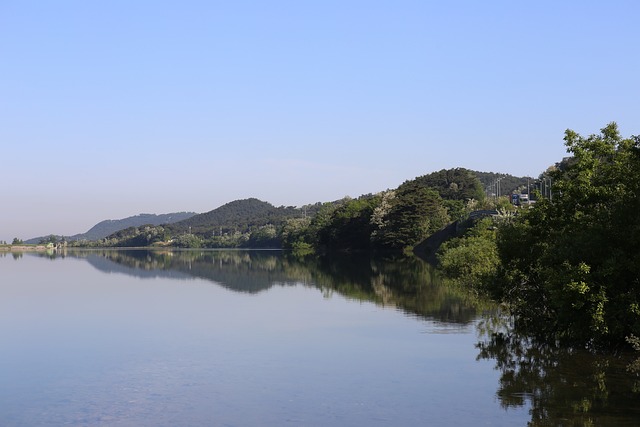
[1,250,638,426]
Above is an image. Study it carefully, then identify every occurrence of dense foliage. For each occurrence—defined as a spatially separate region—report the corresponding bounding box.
[372,184,449,252]
[315,195,381,252]
[487,123,640,347]
[412,168,486,201]
[437,218,499,293]
[473,171,533,197]
[280,169,486,254]
[433,123,640,348]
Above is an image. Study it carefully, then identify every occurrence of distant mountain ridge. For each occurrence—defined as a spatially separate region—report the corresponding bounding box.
[25,212,196,244]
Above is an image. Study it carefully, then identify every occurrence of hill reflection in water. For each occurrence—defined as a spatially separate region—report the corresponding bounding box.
[63,249,483,325]
[16,249,640,425]
[75,249,640,425]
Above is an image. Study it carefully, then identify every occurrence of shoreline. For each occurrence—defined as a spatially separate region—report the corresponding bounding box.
[0,245,53,252]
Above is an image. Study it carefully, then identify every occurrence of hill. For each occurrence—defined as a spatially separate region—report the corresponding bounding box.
[167,198,303,235]
[408,168,486,201]
[76,168,539,250]
[26,212,196,243]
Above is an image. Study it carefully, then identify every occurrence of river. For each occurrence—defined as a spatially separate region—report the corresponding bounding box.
[1,250,638,426]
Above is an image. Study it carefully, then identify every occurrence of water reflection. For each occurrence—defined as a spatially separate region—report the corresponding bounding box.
[11,249,640,425]
[52,249,483,325]
[476,315,640,426]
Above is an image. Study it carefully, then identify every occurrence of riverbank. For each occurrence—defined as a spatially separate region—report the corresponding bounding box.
[0,244,53,252]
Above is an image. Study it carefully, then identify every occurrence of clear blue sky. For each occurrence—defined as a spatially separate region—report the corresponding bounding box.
[1,0,638,241]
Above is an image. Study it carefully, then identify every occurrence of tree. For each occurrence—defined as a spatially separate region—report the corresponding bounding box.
[12,238,23,245]
[374,182,450,252]
[316,195,381,252]
[280,217,312,250]
[305,202,340,249]
[40,235,59,244]
[412,168,486,201]
[491,123,640,347]
[437,218,499,293]
[174,233,204,248]
[245,224,279,248]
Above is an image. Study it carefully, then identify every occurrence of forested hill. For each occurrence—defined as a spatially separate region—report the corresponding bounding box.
[165,170,533,237]
[26,212,196,243]
[409,168,486,200]
[68,167,534,250]
[166,198,305,235]
[83,212,197,240]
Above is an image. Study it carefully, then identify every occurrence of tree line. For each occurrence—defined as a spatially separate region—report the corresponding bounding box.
[68,168,522,253]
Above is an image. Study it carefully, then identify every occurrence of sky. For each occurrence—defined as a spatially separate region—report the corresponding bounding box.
[1,0,638,242]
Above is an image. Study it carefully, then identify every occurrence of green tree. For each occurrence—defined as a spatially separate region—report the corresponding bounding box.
[413,167,486,202]
[280,217,312,250]
[437,218,499,293]
[174,233,204,248]
[491,123,640,347]
[245,224,279,248]
[316,195,381,252]
[12,238,23,245]
[40,235,59,244]
[305,201,340,249]
[375,182,450,252]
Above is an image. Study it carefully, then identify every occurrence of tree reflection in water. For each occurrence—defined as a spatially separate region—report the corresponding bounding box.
[32,249,640,425]
[58,249,485,325]
[476,315,640,426]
